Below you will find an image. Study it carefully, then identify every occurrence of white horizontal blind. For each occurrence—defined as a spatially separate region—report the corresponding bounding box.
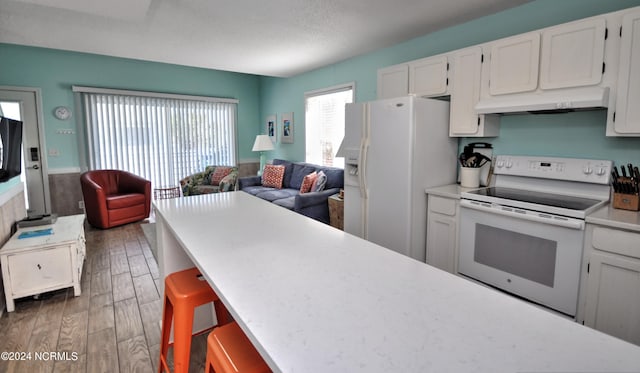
[82,92,237,188]
[305,83,354,168]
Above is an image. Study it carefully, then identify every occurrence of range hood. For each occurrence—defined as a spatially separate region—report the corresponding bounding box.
[475,87,609,114]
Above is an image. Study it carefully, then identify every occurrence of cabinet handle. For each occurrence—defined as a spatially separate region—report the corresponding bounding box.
[37,264,42,270]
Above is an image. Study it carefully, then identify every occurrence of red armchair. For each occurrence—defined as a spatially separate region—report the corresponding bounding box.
[80,170,151,229]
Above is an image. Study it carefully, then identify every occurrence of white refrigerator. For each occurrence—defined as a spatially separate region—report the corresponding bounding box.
[338,96,457,262]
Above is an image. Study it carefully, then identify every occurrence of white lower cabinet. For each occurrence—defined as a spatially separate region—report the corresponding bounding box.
[426,195,459,274]
[581,224,640,345]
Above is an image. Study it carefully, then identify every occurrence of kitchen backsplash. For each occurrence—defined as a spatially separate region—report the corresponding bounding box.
[459,110,640,167]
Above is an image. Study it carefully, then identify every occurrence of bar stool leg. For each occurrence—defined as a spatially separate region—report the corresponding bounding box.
[172,303,196,373]
[158,297,174,373]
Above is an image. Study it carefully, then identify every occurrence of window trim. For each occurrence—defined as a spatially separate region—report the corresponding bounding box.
[304,82,356,101]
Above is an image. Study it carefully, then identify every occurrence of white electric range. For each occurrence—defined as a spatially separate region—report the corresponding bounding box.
[458,155,612,317]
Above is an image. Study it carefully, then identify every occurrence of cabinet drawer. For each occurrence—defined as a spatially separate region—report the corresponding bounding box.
[7,245,73,295]
[592,226,640,259]
[429,196,457,216]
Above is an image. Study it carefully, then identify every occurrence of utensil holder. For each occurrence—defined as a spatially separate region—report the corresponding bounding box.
[460,167,480,188]
[612,192,640,211]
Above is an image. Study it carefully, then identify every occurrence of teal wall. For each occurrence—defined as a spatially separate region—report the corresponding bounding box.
[2,0,640,197]
[0,44,261,187]
[259,0,640,166]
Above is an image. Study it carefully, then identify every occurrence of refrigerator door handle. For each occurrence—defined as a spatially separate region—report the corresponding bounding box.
[359,139,368,199]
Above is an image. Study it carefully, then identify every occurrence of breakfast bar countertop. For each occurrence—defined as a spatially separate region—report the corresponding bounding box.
[155,192,640,373]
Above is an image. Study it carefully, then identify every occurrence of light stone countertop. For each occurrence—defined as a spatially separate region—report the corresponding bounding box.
[586,203,640,233]
[155,192,640,373]
[425,183,484,199]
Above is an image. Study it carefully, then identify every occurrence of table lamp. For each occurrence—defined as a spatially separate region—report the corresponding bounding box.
[252,134,274,176]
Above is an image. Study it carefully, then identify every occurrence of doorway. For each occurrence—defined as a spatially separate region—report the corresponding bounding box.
[0,87,51,215]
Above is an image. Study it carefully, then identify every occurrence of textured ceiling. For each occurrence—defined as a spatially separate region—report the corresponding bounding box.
[0,0,531,77]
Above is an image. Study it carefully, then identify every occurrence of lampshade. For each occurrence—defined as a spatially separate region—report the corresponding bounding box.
[252,135,274,152]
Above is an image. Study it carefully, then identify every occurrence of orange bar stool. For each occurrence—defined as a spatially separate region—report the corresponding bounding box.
[159,267,233,373]
[205,321,271,373]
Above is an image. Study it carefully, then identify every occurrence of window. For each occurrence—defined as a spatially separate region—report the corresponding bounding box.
[76,87,237,189]
[305,84,354,168]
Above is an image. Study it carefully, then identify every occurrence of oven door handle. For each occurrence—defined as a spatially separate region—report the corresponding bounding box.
[460,200,585,230]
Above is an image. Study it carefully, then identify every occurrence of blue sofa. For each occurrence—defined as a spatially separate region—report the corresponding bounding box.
[238,159,344,224]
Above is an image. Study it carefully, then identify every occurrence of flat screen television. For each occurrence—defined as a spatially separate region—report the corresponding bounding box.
[0,116,23,182]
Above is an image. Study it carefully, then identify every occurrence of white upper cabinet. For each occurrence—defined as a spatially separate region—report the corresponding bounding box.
[612,9,640,134]
[489,32,540,95]
[409,55,449,97]
[450,46,499,137]
[539,18,607,90]
[377,64,409,99]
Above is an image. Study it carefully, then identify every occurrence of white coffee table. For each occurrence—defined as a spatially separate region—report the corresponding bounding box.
[0,215,86,312]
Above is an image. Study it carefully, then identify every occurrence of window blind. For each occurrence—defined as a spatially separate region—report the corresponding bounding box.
[81,92,237,189]
[305,83,354,168]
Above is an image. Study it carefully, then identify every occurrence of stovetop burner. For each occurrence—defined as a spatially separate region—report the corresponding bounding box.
[468,187,603,211]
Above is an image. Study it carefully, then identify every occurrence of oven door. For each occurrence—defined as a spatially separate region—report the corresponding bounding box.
[458,200,585,317]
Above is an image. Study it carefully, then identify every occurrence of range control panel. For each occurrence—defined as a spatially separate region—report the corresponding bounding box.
[494,155,612,184]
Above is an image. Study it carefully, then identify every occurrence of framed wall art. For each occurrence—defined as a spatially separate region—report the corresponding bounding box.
[281,112,294,144]
[266,114,277,142]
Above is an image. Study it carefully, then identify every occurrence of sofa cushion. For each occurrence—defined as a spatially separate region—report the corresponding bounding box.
[242,185,275,196]
[300,171,318,193]
[219,171,238,192]
[272,196,295,210]
[262,164,285,188]
[290,164,316,190]
[210,166,233,185]
[273,159,294,188]
[202,165,217,184]
[320,167,344,189]
[255,188,299,202]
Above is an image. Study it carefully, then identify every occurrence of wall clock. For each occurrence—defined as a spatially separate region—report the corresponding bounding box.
[54,106,72,120]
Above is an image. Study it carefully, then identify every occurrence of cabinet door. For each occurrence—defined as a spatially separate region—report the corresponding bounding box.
[614,10,640,134]
[584,251,640,345]
[450,46,499,137]
[488,32,540,95]
[7,246,73,295]
[409,55,448,97]
[377,64,409,99]
[426,213,457,274]
[540,18,606,90]
[426,196,458,274]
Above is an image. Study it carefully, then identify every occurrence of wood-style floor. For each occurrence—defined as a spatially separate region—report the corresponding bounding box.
[0,220,208,373]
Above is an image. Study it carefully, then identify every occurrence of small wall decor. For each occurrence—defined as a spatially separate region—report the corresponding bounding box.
[281,112,294,143]
[266,114,277,142]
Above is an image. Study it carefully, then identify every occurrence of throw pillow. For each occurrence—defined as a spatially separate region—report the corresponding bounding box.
[311,170,327,192]
[210,166,233,185]
[299,171,318,194]
[262,165,285,189]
